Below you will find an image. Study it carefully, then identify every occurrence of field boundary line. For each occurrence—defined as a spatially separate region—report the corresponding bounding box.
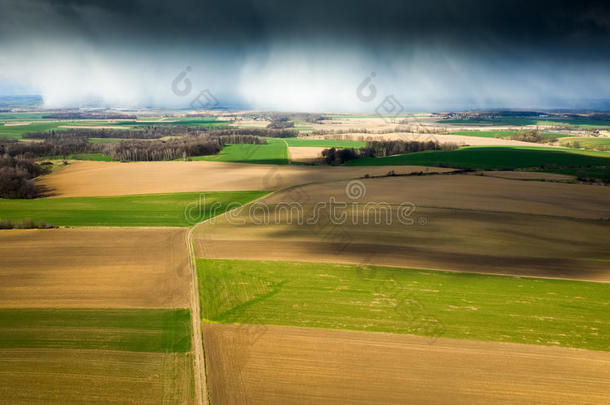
[281,138,291,161]
[186,225,206,405]
[186,191,276,405]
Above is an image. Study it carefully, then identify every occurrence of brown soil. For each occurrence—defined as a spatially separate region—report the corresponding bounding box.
[0,228,190,308]
[192,175,610,281]
[287,146,325,162]
[478,170,575,181]
[39,160,453,197]
[203,323,610,405]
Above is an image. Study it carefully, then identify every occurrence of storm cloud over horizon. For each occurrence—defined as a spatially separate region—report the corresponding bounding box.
[1,0,610,111]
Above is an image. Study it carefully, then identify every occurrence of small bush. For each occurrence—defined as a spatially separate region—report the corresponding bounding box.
[0,218,14,229]
[0,218,56,230]
[15,218,35,229]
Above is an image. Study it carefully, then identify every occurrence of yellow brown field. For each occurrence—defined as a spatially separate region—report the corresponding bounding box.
[204,323,610,405]
[0,228,190,308]
[286,146,325,162]
[39,160,454,197]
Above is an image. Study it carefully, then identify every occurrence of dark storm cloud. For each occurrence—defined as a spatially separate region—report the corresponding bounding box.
[1,0,610,110]
[22,0,609,48]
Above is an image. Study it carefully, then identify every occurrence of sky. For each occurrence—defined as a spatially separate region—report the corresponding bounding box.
[1,0,609,111]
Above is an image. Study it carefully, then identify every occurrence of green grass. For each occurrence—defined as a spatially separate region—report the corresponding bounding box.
[69,153,115,161]
[0,191,268,227]
[0,122,67,139]
[346,145,610,174]
[198,259,610,351]
[0,121,130,139]
[560,137,610,151]
[283,138,366,148]
[191,138,289,164]
[0,308,191,352]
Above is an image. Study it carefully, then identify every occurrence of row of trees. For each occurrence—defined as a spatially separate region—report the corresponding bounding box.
[267,120,295,130]
[207,128,298,138]
[361,140,458,157]
[5,128,266,162]
[0,156,49,198]
[23,126,198,141]
[312,126,448,136]
[108,134,265,161]
[107,135,262,162]
[2,136,98,160]
[110,137,222,161]
[322,140,458,165]
[508,130,557,143]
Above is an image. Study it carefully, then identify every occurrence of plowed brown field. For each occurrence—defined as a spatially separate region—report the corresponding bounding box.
[39,160,454,197]
[193,175,610,281]
[0,228,190,308]
[203,323,610,405]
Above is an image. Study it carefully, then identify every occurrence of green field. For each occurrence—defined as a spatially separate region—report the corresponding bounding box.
[0,308,191,352]
[0,121,133,139]
[284,138,367,148]
[560,137,610,151]
[0,122,68,139]
[346,145,610,175]
[198,259,610,351]
[65,153,115,161]
[191,138,289,164]
[0,116,229,139]
[0,191,267,227]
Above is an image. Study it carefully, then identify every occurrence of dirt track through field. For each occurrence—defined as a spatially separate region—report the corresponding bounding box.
[203,323,610,405]
[0,228,190,308]
[39,160,453,197]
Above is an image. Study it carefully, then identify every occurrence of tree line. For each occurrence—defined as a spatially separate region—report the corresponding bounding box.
[322,140,458,165]
[508,130,557,143]
[108,134,263,161]
[23,126,199,141]
[207,127,298,138]
[0,156,49,198]
[5,129,266,161]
